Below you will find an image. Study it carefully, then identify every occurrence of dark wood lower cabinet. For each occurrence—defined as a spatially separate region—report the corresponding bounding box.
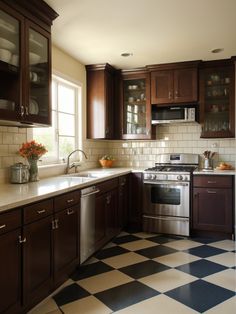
[95,193,107,250]
[192,175,233,237]
[193,188,233,233]
[118,175,129,229]
[129,172,143,230]
[106,188,119,239]
[0,229,22,314]
[23,215,53,308]
[54,205,79,287]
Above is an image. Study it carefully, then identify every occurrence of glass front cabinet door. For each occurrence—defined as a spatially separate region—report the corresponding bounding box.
[200,60,235,138]
[121,71,151,139]
[24,21,51,125]
[0,5,22,123]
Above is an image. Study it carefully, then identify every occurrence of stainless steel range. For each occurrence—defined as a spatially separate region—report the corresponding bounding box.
[143,153,199,236]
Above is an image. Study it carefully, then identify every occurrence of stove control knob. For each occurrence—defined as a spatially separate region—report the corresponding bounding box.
[152,174,156,180]
[177,175,183,181]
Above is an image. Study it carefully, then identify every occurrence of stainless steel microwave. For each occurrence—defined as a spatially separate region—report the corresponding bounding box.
[151,106,196,124]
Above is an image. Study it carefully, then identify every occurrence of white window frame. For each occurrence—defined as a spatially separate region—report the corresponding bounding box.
[29,73,82,165]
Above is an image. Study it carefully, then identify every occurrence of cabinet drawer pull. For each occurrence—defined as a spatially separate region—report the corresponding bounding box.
[37,209,46,214]
[67,209,74,215]
[207,181,216,184]
[207,190,217,194]
[0,224,6,229]
[19,236,26,244]
[55,219,59,229]
[67,198,74,203]
[20,105,24,117]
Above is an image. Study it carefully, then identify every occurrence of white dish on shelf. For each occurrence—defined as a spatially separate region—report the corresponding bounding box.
[29,99,39,115]
[29,52,41,64]
[0,48,11,63]
[0,37,16,51]
[0,99,15,111]
[0,18,16,33]
[29,37,43,48]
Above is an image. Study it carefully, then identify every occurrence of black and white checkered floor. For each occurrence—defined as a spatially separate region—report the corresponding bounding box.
[29,231,236,314]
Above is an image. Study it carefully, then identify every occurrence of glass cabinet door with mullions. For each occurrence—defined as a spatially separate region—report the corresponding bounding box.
[0,7,21,121]
[200,63,235,138]
[122,73,151,139]
[26,22,51,125]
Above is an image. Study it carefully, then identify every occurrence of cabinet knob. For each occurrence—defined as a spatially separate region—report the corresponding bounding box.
[168,91,172,99]
[175,90,179,97]
[105,127,109,135]
[207,190,217,194]
[25,106,29,116]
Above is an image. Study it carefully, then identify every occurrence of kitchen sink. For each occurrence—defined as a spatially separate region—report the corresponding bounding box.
[63,172,108,179]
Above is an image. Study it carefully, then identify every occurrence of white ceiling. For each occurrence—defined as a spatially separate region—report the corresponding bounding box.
[45,0,236,69]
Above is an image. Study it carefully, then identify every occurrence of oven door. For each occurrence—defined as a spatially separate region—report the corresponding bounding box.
[143,181,190,217]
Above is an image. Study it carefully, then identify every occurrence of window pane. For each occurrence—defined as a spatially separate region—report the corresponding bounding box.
[58,112,75,136]
[33,111,57,158]
[59,136,75,158]
[58,84,75,114]
[52,81,56,110]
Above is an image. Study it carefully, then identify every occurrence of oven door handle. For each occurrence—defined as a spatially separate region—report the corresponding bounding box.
[143,181,189,187]
[143,215,189,222]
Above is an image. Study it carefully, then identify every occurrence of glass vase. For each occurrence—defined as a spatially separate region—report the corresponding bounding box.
[28,158,39,182]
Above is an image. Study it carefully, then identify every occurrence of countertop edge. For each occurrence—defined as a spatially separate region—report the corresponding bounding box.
[0,168,134,213]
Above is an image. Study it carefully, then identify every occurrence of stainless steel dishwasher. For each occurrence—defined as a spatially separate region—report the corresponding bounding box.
[80,185,100,264]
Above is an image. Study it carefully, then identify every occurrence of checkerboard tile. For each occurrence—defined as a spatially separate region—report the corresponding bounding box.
[29,231,236,314]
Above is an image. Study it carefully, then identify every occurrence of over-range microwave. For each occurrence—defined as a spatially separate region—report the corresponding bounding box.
[151,106,196,124]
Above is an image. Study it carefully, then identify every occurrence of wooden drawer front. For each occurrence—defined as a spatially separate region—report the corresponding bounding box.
[0,210,21,235]
[193,175,233,188]
[97,178,119,195]
[54,190,80,212]
[24,199,53,224]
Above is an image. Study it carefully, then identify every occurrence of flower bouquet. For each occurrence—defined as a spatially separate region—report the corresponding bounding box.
[19,140,47,181]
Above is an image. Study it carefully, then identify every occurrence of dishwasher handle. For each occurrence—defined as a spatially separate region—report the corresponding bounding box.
[81,188,100,198]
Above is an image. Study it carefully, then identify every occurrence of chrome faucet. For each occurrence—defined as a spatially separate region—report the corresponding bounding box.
[66,149,88,174]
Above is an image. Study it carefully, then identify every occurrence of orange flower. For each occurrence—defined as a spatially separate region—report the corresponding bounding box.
[18,141,47,159]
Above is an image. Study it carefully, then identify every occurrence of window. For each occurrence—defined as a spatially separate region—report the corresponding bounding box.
[32,74,81,164]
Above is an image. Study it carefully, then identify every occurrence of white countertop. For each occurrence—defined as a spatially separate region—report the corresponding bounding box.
[0,168,133,213]
[194,169,236,175]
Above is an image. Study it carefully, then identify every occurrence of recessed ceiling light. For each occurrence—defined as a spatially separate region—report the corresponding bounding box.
[121,52,133,57]
[211,48,224,53]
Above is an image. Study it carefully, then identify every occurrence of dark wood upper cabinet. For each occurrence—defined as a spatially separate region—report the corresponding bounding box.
[149,61,199,105]
[199,59,235,138]
[0,0,58,127]
[121,70,152,140]
[86,63,116,139]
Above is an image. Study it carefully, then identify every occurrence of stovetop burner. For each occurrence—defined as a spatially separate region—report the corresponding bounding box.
[145,165,197,173]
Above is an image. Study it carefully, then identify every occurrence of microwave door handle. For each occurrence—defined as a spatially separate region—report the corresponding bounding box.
[184,108,188,120]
